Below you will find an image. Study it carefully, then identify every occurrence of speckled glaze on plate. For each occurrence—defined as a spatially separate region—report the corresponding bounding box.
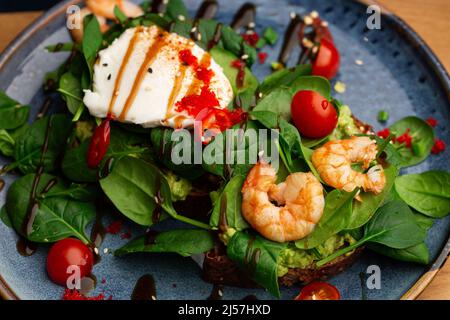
[0,0,449,300]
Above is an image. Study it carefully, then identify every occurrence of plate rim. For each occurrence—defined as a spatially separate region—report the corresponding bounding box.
[0,0,449,300]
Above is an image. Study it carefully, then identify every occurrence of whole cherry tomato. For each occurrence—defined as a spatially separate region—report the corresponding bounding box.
[312,38,340,79]
[46,238,94,286]
[295,282,341,300]
[291,90,338,138]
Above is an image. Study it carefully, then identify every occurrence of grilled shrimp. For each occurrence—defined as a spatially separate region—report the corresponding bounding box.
[241,162,325,243]
[312,136,386,194]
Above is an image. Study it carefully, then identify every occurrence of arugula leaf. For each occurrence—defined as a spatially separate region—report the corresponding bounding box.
[295,189,358,249]
[6,173,95,243]
[0,91,30,130]
[210,175,249,230]
[389,116,434,168]
[227,231,287,298]
[395,171,450,218]
[317,200,426,266]
[82,14,103,76]
[115,229,215,257]
[0,205,12,228]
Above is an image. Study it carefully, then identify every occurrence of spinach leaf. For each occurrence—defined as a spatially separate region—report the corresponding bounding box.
[115,229,214,257]
[347,165,399,229]
[165,0,189,21]
[82,14,103,76]
[227,231,287,298]
[114,5,128,24]
[0,129,15,157]
[62,125,149,182]
[253,75,331,122]
[0,205,12,228]
[210,175,249,230]
[389,116,434,167]
[369,242,429,265]
[258,64,312,95]
[317,200,426,266]
[395,171,450,218]
[150,127,204,179]
[58,72,84,114]
[40,183,99,202]
[0,91,30,130]
[100,157,209,229]
[6,173,95,243]
[367,210,433,265]
[210,47,258,95]
[295,189,358,249]
[11,115,72,174]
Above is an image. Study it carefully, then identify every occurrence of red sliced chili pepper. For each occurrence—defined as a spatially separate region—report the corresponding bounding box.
[87,115,111,169]
[242,32,260,47]
[231,59,246,89]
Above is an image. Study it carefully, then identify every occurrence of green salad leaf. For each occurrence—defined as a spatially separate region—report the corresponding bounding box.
[115,229,215,257]
[0,91,30,130]
[395,171,450,218]
[82,14,103,76]
[6,173,95,244]
[317,200,426,266]
[227,231,287,298]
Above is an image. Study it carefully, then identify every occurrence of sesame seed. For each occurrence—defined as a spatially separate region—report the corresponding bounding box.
[321,21,329,27]
[163,0,169,4]
[103,63,108,67]
[302,38,314,48]
[248,22,256,29]
[178,15,185,21]
[148,67,153,73]
[94,247,99,255]
[241,54,249,60]
[310,11,319,18]
[191,26,197,33]
[197,33,202,41]
[355,59,364,65]
[290,12,296,19]
[304,16,313,25]
[363,36,369,42]
[218,290,223,297]
[103,248,109,254]
[107,74,111,80]
[151,295,157,300]
[258,92,263,98]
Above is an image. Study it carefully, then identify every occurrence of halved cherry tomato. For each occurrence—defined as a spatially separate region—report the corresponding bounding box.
[46,238,94,286]
[87,115,111,168]
[291,90,338,139]
[312,38,340,79]
[295,282,340,300]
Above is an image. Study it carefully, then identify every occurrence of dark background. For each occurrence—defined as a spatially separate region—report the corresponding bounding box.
[0,0,61,12]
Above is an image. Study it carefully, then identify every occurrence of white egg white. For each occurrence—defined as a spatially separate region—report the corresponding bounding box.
[83,25,233,128]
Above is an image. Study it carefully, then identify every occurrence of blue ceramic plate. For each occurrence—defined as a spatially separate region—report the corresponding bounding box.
[0,0,449,300]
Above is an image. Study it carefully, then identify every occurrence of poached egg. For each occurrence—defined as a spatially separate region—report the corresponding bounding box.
[83,25,233,128]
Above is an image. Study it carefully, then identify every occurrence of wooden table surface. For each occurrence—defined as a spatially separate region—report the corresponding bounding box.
[0,0,449,300]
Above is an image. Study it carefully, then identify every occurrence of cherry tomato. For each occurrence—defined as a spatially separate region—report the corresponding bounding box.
[46,238,94,286]
[295,282,340,300]
[291,90,338,138]
[312,38,340,79]
[87,116,111,169]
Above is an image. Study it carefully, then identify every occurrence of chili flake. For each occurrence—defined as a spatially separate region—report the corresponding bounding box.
[258,52,268,64]
[105,220,123,235]
[431,139,446,154]
[396,129,413,148]
[426,117,438,127]
[62,289,109,300]
[176,86,220,117]
[242,32,260,47]
[377,128,391,140]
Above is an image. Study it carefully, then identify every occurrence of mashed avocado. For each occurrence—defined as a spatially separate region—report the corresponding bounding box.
[277,233,356,277]
[165,171,192,202]
[330,105,360,140]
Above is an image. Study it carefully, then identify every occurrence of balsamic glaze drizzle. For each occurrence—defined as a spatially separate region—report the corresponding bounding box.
[231,3,256,31]
[36,98,52,120]
[131,274,157,300]
[278,14,303,66]
[196,0,219,20]
[151,0,168,15]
